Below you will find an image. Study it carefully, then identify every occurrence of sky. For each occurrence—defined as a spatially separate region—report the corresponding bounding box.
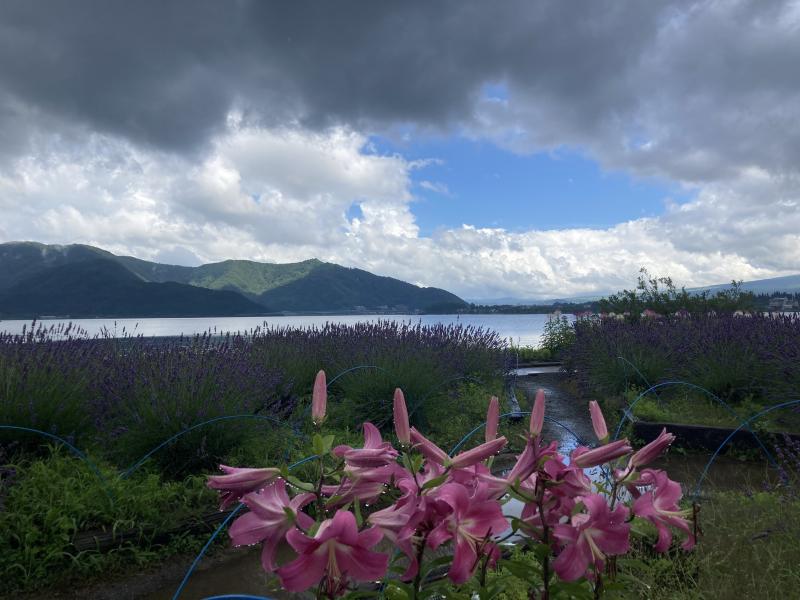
[0,0,799,300]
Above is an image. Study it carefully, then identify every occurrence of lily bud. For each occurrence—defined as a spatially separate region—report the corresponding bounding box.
[207,465,281,510]
[311,370,327,426]
[449,436,507,469]
[530,388,545,437]
[485,396,500,442]
[629,428,676,468]
[589,400,609,442]
[393,388,411,446]
[410,427,450,464]
[571,439,633,469]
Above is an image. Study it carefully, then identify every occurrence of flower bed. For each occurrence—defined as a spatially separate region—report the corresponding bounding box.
[202,372,696,598]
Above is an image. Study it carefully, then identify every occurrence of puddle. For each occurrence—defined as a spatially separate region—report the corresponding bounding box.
[511,365,563,376]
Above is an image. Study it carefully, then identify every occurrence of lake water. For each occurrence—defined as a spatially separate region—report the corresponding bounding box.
[0,313,573,347]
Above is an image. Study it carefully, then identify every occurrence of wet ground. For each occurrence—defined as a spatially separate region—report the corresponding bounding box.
[78,372,783,600]
[512,371,595,454]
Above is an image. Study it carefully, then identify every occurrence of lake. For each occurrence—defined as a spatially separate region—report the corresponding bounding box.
[0,313,572,347]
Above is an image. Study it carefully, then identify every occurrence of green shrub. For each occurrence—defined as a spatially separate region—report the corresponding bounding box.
[0,449,217,594]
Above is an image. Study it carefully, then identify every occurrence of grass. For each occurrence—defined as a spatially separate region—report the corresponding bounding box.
[629,393,799,431]
[0,449,219,595]
[0,376,515,596]
[511,345,555,363]
[687,491,800,599]
[434,490,800,599]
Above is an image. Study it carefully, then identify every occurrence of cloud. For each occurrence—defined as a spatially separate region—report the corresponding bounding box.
[1,120,797,299]
[2,0,799,185]
[418,180,453,197]
[0,1,799,298]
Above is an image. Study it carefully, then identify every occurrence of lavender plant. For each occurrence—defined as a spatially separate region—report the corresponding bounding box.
[0,322,101,450]
[564,314,800,411]
[1,320,509,477]
[94,332,291,477]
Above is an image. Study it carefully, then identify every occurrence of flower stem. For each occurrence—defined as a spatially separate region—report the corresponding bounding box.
[534,478,551,600]
[412,531,430,599]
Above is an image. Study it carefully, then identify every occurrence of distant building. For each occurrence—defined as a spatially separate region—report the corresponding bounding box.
[768,297,798,311]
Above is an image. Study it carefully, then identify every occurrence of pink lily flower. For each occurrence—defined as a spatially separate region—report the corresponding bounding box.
[521,488,576,539]
[486,395,500,442]
[589,401,608,442]
[632,469,695,551]
[616,466,658,499]
[505,437,558,488]
[277,510,388,593]
[396,460,446,497]
[368,493,425,579]
[629,428,676,468]
[544,458,592,498]
[311,369,327,426]
[229,479,315,571]
[427,483,509,584]
[530,388,546,436]
[552,494,631,581]
[393,388,411,446]
[207,465,281,510]
[333,422,398,468]
[450,463,514,501]
[571,439,632,469]
[324,463,405,507]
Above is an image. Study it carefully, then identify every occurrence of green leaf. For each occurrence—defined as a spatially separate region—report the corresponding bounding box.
[502,559,541,583]
[419,554,453,578]
[285,475,315,492]
[532,543,552,562]
[384,582,410,600]
[353,499,364,527]
[486,579,508,599]
[322,434,336,454]
[312,433,325,456]
[421,473,449,491]
[550,580,594,599]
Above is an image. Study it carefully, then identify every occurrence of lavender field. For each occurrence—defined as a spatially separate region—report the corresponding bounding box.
[563,313,800,432]
[0,320,509,476]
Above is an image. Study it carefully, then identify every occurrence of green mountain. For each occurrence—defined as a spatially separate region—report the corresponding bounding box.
[0,241,112,289]
[115,255,321,297]
[0,259,266,318]
[0,242,466,316]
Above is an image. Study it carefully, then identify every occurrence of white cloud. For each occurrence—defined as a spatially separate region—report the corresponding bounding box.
[0,119,798,300]
[418,180,453,197]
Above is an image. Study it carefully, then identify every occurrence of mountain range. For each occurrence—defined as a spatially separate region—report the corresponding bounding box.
[468,275,800,306]
[0,242,466,318]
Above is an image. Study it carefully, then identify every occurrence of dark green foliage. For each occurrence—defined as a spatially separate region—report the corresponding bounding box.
[247,321,509,431]
[598,267,756,318]
[255,262,465,312]
[564,313,800,403]
[0,242,467,316]
[0,323,98,450]
[539,315,576,359]
[0,450,218,595]
[0,259,266,318]
[95,334,293,478]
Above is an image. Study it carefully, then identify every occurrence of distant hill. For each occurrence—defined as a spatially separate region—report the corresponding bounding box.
[257,262,464,312]
[469,274,800,307]
[688,274,800,295]
[0,242,466,317]
[0,259,266,318]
